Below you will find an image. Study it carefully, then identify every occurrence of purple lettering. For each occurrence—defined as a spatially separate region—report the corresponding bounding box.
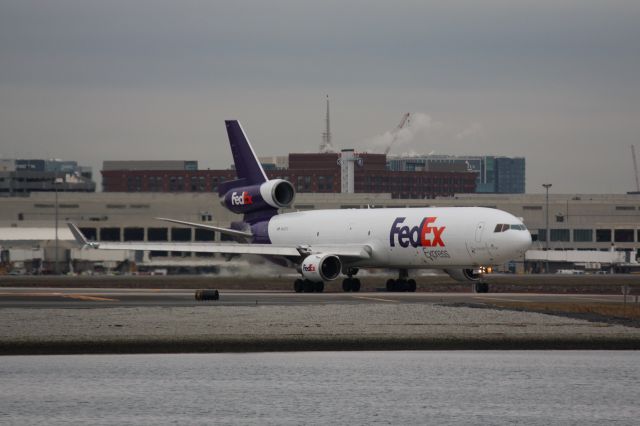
[390,216,446,248]
[389,217,406,247]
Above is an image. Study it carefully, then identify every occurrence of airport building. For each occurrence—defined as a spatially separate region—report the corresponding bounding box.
[387,155,526,193]
[0,159,95,195]
[1,191,639,275]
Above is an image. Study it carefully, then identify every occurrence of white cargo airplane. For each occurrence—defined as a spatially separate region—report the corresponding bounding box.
[68,120,531,293]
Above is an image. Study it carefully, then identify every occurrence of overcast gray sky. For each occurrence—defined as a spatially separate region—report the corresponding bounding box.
[1,0,639,193]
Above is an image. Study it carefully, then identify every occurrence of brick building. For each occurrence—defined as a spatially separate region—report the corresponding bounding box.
[102,153,476,198]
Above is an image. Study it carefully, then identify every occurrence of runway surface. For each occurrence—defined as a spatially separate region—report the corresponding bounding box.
[0,287,633,309]
[3,287,640,354]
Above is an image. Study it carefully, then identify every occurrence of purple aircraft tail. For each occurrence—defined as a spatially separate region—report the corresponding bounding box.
[218,120,295,228]
[218,120,268,196]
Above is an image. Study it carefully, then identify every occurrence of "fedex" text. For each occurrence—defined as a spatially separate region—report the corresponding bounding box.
[390,217,446,248]
[231,191,253,206]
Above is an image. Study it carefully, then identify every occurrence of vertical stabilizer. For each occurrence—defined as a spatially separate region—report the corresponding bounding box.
[225,120,268,185]
[221,120,284,227]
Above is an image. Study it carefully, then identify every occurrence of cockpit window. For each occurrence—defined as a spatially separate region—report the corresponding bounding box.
[494,224,527,232]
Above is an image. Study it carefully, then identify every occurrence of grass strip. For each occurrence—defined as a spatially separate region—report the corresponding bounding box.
[3,335,640,355]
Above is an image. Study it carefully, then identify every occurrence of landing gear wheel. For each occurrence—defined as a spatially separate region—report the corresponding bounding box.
[388,269,411,292]
[294,279,303,293]
[314,281,325,293]
[352,278,361,292]
[342,278,360,293]
[342,278,353,292]
[342,276,361,292]
[386,279,395,292]
[303,280,315,293]
[386,279,409,292]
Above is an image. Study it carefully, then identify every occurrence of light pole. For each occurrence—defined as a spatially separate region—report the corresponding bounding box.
[54,175,63,275]
[542,183,552,273]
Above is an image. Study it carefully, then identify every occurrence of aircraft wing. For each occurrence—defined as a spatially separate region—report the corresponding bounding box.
[304,245,372,260]
[83,241,302,257]
[67,223,371,259]
[154,217,252,240]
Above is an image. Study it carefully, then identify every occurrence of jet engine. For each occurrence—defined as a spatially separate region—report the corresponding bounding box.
[444,268,483,282]
[301,254,342,282]
[259,179,295,209]
[223,179,295,214]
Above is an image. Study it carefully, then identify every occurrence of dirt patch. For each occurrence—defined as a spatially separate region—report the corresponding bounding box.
[448,301,640,328]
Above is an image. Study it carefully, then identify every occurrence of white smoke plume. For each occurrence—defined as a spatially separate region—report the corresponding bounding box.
[209,257,295,278]
[455,122,484,141]
[362,113,442,154]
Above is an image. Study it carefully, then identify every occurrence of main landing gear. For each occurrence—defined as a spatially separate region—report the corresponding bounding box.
[341,267,361,292]
[342,277,361,292]
[293,279,324,293]
[386,269,416,292]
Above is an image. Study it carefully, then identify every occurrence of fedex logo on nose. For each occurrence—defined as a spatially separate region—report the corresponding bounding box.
[231,191,253,206]
[390,217,446,248]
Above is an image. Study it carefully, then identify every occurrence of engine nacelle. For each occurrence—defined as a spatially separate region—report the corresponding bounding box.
[301,254,342,282]
[259,179,295,209]
[444,268,483,282]
[223,179,295,214]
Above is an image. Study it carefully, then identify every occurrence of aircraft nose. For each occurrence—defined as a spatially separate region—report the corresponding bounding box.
[517,231,533,254]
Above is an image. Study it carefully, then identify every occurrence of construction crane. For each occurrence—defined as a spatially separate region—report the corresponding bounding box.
[384,113,412,155]
[632,145,640,192]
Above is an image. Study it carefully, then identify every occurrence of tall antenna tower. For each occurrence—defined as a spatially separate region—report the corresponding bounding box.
[320,95,334,153]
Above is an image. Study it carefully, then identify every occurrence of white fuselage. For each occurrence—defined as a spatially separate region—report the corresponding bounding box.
[268,207,531,269]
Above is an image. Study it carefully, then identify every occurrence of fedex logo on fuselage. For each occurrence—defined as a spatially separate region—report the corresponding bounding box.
[390,217,446,248]
[231,191,253,206]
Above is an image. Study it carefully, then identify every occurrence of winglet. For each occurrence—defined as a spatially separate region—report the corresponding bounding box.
[67,222,95,247]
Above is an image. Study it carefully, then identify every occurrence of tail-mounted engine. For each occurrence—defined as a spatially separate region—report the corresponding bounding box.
[301,254,342,282]
[222,179,295,214]
[444,268,483,282]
